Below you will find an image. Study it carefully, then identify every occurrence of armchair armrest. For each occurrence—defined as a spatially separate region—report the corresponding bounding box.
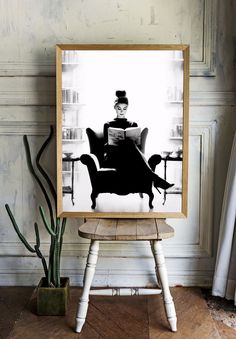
[80,153,102,188]
[80,154,100,172]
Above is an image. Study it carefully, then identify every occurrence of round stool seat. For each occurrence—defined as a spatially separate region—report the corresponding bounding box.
[78,218,174,241]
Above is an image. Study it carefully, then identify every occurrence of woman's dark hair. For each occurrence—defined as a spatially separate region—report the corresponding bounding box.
[114,90,128,106]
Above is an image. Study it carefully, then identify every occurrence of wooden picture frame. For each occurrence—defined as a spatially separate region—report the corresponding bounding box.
[56,44,189,218]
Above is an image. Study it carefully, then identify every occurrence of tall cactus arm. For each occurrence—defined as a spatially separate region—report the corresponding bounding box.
[47,237,55,287]
[5,204,35,253]
[34,245,48,279]
[23,135,55,230]
[34,222,40,248]
[61,218,67,236]
[54,239,60,287]
[36,125,57,209]
[59,218,67,258]
[39,206,56,237]
[53,218,61,287]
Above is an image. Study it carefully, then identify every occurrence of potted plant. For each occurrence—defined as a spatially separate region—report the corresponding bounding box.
[5,126,68,316]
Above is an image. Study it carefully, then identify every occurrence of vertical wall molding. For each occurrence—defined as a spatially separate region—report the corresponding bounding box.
[190,0,217,76]
[189,121,216,256]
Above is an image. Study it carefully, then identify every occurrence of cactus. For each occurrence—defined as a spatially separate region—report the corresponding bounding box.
[5,126,66,288]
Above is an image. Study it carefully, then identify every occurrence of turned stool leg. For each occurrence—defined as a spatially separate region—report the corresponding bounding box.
[75,240,99,333]
[150,240,177,332]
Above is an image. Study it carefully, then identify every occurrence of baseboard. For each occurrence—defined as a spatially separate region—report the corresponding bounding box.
[0,268,213,287]
[0,253,214,287]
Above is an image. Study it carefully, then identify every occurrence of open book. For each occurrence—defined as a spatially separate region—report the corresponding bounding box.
[108,127,141,146]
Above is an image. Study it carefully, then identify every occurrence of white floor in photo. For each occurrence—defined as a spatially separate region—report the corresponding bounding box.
[62,164,182,212]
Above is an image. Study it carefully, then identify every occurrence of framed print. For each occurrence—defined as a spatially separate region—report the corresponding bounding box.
[56,44,189,218]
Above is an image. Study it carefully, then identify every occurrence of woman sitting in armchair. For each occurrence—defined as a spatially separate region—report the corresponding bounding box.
[103,90,174,192]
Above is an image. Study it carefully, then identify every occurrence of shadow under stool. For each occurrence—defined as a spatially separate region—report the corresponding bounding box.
[75,218,177,333]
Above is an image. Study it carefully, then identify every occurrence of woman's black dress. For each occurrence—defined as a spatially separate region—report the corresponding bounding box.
[103,118,170,190]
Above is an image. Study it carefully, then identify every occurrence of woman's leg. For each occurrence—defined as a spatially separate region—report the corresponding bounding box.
[118,141,174,190]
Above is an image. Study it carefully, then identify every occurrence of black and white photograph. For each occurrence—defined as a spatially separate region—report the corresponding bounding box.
[57,45,189,217]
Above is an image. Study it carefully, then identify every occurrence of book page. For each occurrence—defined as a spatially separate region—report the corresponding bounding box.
[108,127,125,146]
[125,127,141,145]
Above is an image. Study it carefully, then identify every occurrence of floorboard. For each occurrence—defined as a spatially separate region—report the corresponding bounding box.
[88,295,149,339]
[0,287,235,338]
[148,288,220,338]
[214,320,236,339]
[0,287,33,339]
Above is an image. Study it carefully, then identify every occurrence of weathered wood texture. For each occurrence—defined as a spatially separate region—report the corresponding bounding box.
[0,287,34,339]
[78,219,174,240]
[148,288,220,338]
[5,287,234,339]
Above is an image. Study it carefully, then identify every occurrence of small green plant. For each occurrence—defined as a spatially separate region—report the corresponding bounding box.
[5,126,66,288]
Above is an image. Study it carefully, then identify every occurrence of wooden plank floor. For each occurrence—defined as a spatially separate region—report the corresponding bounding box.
[0,287,235,339]
[0,287,33,339]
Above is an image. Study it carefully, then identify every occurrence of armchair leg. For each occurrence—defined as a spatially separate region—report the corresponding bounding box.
[91,192,97,209]
[149,191,154,209]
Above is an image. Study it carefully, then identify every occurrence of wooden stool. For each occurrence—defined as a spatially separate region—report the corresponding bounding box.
[75,219,177,333]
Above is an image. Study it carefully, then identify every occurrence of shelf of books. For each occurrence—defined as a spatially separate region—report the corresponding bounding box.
[61,50,85,205]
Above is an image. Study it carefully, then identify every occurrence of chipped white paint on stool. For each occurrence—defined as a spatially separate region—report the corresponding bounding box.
[75,240,99,333]
[151,240,177,332]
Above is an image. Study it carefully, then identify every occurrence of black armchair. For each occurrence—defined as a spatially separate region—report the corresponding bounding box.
[81,127,161,209]
[86,127,148,167]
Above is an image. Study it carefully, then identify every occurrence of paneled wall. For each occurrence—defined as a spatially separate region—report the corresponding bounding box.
[0,0,236,286]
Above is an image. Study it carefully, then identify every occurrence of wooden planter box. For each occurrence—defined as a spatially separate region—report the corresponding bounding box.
[37,277,69,316]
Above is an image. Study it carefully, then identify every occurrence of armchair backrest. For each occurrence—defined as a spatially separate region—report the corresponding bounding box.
[86,128,105,166]
[86,127,148,166]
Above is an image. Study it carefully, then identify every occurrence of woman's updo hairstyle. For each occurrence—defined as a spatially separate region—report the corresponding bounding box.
[114,90,128,106]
